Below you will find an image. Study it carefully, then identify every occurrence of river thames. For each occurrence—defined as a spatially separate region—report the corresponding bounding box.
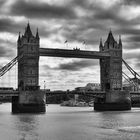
[0,103,140,140]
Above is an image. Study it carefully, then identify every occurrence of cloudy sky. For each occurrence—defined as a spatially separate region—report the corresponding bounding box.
[0,0,140,90]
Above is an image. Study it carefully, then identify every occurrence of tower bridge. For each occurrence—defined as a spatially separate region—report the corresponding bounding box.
[0,23,139,112]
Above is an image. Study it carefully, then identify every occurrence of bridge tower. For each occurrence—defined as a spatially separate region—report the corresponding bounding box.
[12,23,46,113]
[17,23,39,90]
[100,30,122,91]
[95,30,131,110]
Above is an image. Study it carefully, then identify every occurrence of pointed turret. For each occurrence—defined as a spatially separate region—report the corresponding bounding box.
[119,35,122,45]
[36,28,39,39]
[24,22,33,37]
[99,38,103,51]
[99,38,103,47]
[17,32,21,43]
[106,29,115,43]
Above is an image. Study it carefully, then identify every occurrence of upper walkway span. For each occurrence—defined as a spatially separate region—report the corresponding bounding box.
[39,48,110,59]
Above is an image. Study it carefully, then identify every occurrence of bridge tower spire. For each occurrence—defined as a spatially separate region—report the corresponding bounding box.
[119,35,122,47]
[99,38,103,51]
[17,32,20,41]
[36,28,40,39]
[24,22,33,38]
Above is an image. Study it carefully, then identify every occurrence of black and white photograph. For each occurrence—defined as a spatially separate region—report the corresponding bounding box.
[0,0,140,139]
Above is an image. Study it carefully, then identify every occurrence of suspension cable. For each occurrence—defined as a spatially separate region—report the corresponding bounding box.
[122,71,137,87]
[122,59,140,91]
[0,55,23,77]
[122,59,140,78]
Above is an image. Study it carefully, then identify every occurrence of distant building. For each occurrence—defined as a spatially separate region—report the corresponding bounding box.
[75,83,100,92]
[123,78,140,91]
[122,80,133,91]
[40,89,50,92]
[85,83,100,91]
[75,87,86,92]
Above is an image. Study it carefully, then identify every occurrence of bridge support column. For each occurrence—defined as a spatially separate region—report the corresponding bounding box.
[94,31,131,111]
[12,91,46,113]
[94,90,131,111]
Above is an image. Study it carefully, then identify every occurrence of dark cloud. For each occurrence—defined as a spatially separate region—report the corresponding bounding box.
[0,38,16,60]
[123,51,140,63]
[78,1,140,39]
[127,35,140,42]
[7,0,124,46]
[92,4,140,33]
[4,0,140,43]
[6,0,140,48]
[0,17,60,41]
[0,0,5,7]
[93,5,120,21]
[41,59,98,71]
[60,18,106,46]
[0,18,26,34]
[124,0,140,5]
[0,18,16,32]
[71,0,88,7]
[10,0,77,19]
[123,42,140,50]
[59,2,139,45]
[135,62,140,68]
[0,38,17,51]
[61,28,100,45]
[56,60,98,71]
[117,28,140,36]
[0,45,15,58]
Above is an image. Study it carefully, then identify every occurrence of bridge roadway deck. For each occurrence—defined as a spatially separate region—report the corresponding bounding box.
[43,91,140,98]
[39,48,110,59]
[47,90,105,96]
[0,90,139,97]
[0,90,19,97]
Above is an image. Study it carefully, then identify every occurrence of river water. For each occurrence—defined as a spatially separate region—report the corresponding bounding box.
[0,103,140,140]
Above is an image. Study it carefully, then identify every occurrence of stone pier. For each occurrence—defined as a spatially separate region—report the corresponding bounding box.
[12,91,46,113]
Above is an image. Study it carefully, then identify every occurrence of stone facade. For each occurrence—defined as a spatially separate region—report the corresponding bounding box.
[100,31,122,91]
[17,23,40,90]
